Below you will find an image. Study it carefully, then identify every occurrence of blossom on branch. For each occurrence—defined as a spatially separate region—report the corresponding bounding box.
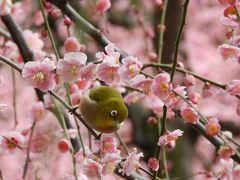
[22,58,56,91]
[57,52,87,82]
[157,129,183,146]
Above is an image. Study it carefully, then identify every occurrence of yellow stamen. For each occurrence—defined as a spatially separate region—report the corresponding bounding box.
[70,65,79,75]
[33,71,44,81]
[159,83,169,91]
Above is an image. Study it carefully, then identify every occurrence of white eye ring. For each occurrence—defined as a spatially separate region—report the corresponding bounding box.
[110,110,118,118]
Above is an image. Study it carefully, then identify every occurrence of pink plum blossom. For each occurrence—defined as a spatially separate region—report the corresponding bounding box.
[23,30,44,51]
[3,41,19,60]
[122,148,143,176]
[0,0,12,16]
[180,107,199,124]
[96,43,120,63]
[43,94,55,109]
[130,74,153,94]
[93,136,119,154]
[30,101,46,120]
[217,44,240,61]
[82,159,103,179]
[118,56,143,80]
[205,117,221,136]
[165,86,186,108]
[158,129,183,145]
[124,92,146,105]
[102,153,121,175]
[188,91,201,105]
[227,80,240,96]
[33,10,44,26]
[64,37,81,52]
[0,131,25,153]
[96,57,120,85]
[217,159,234,180]
[146,94,164,116]
[22,58,56,91]
[30,133,50,153]
[96,0,111,13]
[76,79,91,92]
[218,145,234,159]
[148,157,159,171]
[151,73,172,100]
[220,16,239,27]
[80,63,96,81]
[57,52,87,82]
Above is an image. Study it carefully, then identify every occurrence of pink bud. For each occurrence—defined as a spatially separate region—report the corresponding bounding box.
[96,0,111,13]
[155,0,163,7]
[180,107,199,124]
[41,29,48,38]
[184,74,195,86]
[176,61,185,69]
[148,157,159,171]
[58,138,70,153]
[64,16,72,27]
[51,9,61,18]
[64,37,81,52]
[147,116,157,124]
[148,52,157,62]
[205,117,221,136]
[206,172,214,178]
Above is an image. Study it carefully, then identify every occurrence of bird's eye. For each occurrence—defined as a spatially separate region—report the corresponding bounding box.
[110,110,118,118]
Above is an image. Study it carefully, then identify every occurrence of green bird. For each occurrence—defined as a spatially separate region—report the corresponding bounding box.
[80,86,128,133]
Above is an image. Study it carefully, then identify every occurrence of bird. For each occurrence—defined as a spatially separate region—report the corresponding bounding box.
[80,86,128,133]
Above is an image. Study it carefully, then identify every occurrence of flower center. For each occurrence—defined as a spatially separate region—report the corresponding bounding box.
[159,83,169,91]
[70,65,79,75]
[6,137,18,149]
[33,71,45,81]
[128,65,135,74]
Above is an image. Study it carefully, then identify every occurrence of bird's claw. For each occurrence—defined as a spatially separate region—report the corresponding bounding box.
[95,133,102,140]
[69,107,78,114]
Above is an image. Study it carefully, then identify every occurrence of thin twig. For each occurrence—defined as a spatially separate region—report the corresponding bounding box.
[170,0,190,82]
[22,120,37,179]
[157,0,169,63]
[11,68,18,128]
[142,63,227,89]
[64,83,85,154]
[39,0,60,60]
[153,105,167,180]
[115,132,129,155]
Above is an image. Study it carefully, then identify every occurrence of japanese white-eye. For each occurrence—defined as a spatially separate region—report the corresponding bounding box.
[80,86,128,133]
